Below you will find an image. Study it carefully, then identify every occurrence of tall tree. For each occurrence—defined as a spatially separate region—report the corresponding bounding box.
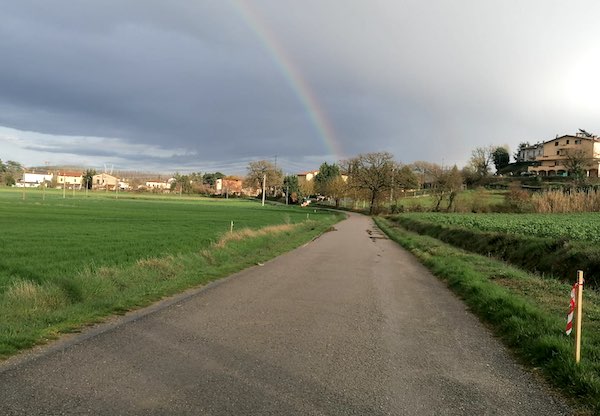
[82,169,96,190]
[347,152,395,214]
[1,160,23,186]
[432,166,464,211]
[283,175,300,203]
[469,145,495,179]
[325,176,347,208]
[513,142,530,161]
[314,162,341,195]
[492,146,510,171]
[409,161,440,188]
[564,148,589,181]
[393,165,419,193]
[244,160,283,197]
[170,173,193,194]
[202,172,224,187]
[313,162,348,207]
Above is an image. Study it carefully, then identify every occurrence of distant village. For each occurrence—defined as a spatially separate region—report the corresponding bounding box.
[3,129,600,211]
[10,167,327,199]
[15,170,251,196]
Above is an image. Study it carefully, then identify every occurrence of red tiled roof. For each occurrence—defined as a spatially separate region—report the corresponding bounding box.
[58,171,83,177]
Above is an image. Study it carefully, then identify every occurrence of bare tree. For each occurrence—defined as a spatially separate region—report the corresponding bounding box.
[244,160,283,197]
[469,145,495,179]
[431,166,464,211]
[394,164,419,192]
[346,152,395,214]
[324,176,348,208]
[299,179,314,198]
[564,149,590,181]
[410,161,441,188]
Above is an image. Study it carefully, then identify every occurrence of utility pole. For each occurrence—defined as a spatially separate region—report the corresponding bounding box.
[390,166,395,204]
[261,174,266,206]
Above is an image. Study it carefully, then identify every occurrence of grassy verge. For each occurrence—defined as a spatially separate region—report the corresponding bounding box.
[390,215,600,287]
[0,215,342,359]
[375,217,600,415]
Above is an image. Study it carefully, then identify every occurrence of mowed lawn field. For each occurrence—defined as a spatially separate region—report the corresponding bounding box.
[0,188,342,357]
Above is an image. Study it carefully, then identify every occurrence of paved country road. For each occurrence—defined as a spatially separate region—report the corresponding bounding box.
[0,213,571,415]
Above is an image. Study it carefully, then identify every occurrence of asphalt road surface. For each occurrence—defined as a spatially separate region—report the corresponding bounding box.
[0,213,571,415]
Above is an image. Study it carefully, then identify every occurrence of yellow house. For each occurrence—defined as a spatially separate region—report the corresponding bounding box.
[528,134,600,177]
[297,170,320,184]
[92,173,119,190]
[57,171,83,188]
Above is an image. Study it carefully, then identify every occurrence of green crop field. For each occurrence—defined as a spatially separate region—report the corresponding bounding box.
[0,188,341,357]
[0,188,325,288]
[398,212,600,242]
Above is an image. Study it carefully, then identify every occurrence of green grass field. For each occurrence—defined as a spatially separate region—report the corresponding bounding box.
[0,188,342,357]
[0,188,321,288]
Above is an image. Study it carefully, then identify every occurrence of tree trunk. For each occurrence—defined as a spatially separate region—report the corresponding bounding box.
[369,191,377,215]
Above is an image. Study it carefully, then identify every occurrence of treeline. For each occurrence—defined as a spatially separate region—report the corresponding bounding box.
[244,152,468,214]
[0,159,24,186]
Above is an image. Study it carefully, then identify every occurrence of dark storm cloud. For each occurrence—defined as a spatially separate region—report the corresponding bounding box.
[1,0,600,172]
[0,0,327,166]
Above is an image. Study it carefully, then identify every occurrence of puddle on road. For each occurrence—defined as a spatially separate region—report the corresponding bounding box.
[366,228,388,241]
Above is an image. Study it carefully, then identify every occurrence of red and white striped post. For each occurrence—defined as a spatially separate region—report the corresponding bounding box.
[566,271,584,363]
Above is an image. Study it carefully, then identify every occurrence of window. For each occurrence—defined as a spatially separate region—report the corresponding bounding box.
[566,140,570,144]
[555,142,559,146]
[557,151,560,155]
[576,139,582,144]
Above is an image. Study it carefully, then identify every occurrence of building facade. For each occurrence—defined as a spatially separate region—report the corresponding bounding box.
[528,134,600,177]
[215,177,243,195]
[92,173,119,190]
[57,171,83,188]
[516,143,544,162]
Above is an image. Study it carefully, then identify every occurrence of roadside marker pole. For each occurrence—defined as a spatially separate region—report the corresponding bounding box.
[575,270,584,364]
[230,220,234,233]
[261,174,266,207]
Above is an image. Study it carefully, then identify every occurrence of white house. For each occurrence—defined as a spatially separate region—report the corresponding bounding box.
[19,172,53,187]
[145,179,170,190]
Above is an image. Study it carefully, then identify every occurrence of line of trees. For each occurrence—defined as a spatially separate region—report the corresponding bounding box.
[244,152,425,214]
[0,159,23,186]
[241,146,525,214]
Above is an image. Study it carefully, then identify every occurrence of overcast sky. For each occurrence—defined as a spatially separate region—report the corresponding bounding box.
[1,0,599,175]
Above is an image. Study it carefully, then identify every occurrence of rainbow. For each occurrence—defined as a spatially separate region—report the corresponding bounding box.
[232,0,344,159]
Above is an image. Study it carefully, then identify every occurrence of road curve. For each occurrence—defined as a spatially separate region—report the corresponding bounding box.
[0,213,570,415]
